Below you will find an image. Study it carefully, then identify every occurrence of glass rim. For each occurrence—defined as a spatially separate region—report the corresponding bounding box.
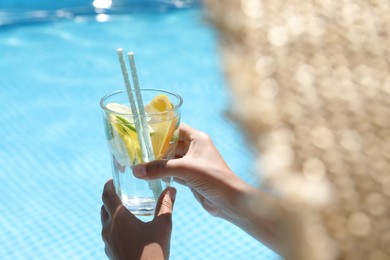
[100,88,183,116]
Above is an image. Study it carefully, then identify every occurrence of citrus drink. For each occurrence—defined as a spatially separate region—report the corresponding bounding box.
[100,89,182,217]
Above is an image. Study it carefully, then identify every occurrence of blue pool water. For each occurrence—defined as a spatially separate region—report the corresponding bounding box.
[0,3,280,260]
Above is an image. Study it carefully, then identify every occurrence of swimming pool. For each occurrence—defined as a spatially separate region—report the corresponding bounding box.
[0,2,280,259]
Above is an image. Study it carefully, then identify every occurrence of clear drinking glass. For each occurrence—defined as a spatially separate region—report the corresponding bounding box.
[100,88,183,216]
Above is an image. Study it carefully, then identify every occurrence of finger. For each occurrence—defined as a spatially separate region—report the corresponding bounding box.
[154,187,176,218]
[104,245,113,259]
[173,177,187,186]
[101,205,109,224]
[175,141,187,157]
[133,159,192,182]
[179,123,207,139]
[179,123,207,142]
[178,123,196,142]
[102,179,122,217]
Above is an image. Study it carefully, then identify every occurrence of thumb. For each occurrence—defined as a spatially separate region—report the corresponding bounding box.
[154,187,176,218]
[133,159,189,181]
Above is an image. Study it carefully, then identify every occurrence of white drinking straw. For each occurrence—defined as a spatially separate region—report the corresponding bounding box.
[127,51,162,197]
[128,51,156,163]
[116,48,142,132]
[116,48,146,165]
[116,48,162,198]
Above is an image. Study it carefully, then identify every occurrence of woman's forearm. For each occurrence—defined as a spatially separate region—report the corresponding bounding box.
[219,179,283,254]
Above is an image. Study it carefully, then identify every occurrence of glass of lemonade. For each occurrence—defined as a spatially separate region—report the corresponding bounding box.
[100,88,183,216]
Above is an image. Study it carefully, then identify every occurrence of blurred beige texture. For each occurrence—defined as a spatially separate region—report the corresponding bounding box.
[204,1,390,259]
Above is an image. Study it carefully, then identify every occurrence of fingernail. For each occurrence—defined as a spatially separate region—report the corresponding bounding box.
[167,188,176,201]
[133,164,147,178]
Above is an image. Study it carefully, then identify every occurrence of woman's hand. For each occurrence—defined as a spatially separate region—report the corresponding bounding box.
[101,179,176,260]
[133,124,284,254]
[133,123,252,218]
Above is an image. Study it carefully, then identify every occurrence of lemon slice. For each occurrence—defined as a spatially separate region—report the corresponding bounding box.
[144,94,178,159]
[106,103,141,163]
[144,95,172,113]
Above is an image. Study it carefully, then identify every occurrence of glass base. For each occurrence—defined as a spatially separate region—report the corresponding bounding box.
[122,197,157,216]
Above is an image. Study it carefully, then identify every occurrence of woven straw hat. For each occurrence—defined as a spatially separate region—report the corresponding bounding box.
[204,1,390,259]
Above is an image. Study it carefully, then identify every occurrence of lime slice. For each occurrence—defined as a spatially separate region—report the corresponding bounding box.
[115,115,137,133]
[106,102,155,135]
[106,102,132,114]
[109,115,141,164]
